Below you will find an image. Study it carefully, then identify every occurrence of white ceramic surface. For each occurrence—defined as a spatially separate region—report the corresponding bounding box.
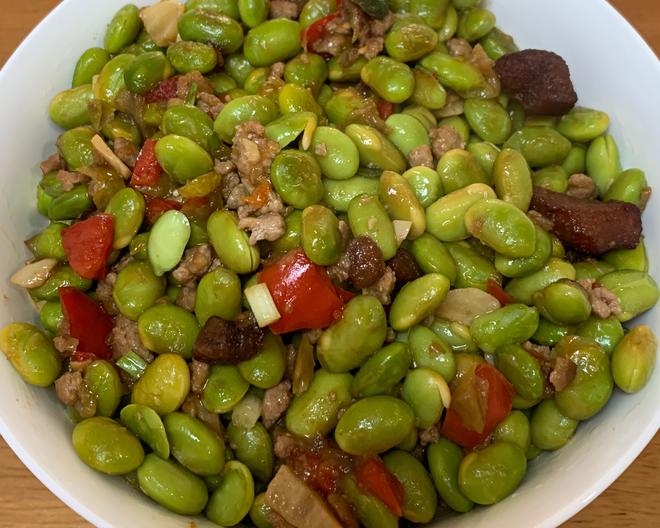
[0,1,658,527]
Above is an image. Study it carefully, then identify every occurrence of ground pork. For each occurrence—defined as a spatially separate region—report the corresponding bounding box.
[54,371,97,418]
[419,425,441,447]
[53,334,78,357]
[113,138,140,169]
[262,380,293,428]
[435,91,465,118]
[176,285,197,311]
[40,152,63,174]
[527,209,555,232]
[327,252,351,283]
[270,0,304,19]
[273,430,300,459]
[447,38,473,59]
[239,212,287,245]
[182,393,223,436]
[95,272,118,316]
[231,121,281,188]
[578,278,622,318]
[55,170,86,191]
[408,144,435,168]
[549,356,577,392]
[110,315,154,362]
[362,266,396,305]
[566,173,598,200]
[171,243,214,284]
[190,359,210,394]
[430,126,466,160]
[196,92,224,120]
[327,494,359,528]
[314,142,328,157]
[176,71,214,100]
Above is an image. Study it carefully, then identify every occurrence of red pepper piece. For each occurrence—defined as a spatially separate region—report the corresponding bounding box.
[61,214,114,280]
[59,287,114,360]
[145,76,179,103]
[487,278,515,306]
[376,100,394,120]
[242,181,271,208]
[130,139,163,187]
[145,196,182,225]
[259,248,346,334]
[355,457,405,517]
[301,0,343,51]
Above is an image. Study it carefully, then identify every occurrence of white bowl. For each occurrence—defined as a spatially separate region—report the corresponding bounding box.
[0,0,658,527]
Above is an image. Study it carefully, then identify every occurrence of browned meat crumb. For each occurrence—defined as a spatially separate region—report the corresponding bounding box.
[95,271,118,316]
[40,152,63,174]
[578,278,622,318]
[237,188,286,219]
[55,371,97,418]
[362,266,396,305]
[435,91,465,118]
[273,430,300,459]
[172,243,214,284]
[527,209,555,231]
[314,142,328,157]
[193,313,265,364]
[388,247,422,287]
[550,356,577,392]
[53,331,79,357]
[303,328,323,345]
[176,285,197,311]
[239,212,286,245]
[270,0,301,20]
[327,493,359,528]
[566,173,598,200]
[113,138,140,169]
[231,121,281,187]
[347,235,386,289]
[196,92,224,120]
[55,170,87,192]
[176,71,214,100]
[447,38,472,58]
[215,159,237,177]
[408,144,435,168]
[110,315,154,362]
[190,359,210,394]
[430,126,465,160]
[327,252,351,283]
[262,380,293,428]
[419,425,441,446]
[181,393,223,436]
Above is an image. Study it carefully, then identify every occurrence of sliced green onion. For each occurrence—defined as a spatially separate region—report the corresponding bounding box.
[116,351,148,379]
[245,283,281,328]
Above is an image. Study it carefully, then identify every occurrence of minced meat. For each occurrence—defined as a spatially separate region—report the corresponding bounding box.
[262,380,293,428]
[430,125,465,160]
[193,313,265,364]
[231,121,281,188]
[171,243,214,284]
[110,315,154,362]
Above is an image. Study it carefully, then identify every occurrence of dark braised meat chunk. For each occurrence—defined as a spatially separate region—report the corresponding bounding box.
[193,313,265,364]
[494,49,577,115]
[530,186,642,255]
[346,235,386,289]
[388,247,422,287]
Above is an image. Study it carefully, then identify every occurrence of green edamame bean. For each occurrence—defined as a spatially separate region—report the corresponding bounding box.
[104,4,141,54]
[385,20,438,62]
[401,367,449,428]
[603,168,648,206]
[327,54,367,82]
[105,188,145,249]
[132,354,190,415]
[561,144,587,176]
[286,369,352,437]
[495,344,544,402]
[208,71,237,95]
[335,396,415,455]
[378,170,426,239]
[383,450,437,523]
[129,232,150,261]
[411,0,450,28]
[285,52,328,88]
[194,268,241,325]
[207,210,260,274]
[113,261,166,321]
[84,360,122,417]
[390,273,450,331]
[402,166,443,207]
[611,325,657,394]
[345,124,407,173]
[227,422,272,482]
[0,323,61,387]
[575,316,624,356]
[26,223,67,261]
[598,270,660,322]
[323,87,363,127]
[155,134,213,184]
[403,104,437,131]
[301,205,342,266]
[120,403,170,459]
[166,41,217,74]
[493,410,531,451]
[408,325,456,380]
[137,453,208,515]
[436,149,488,194]
[437,4,458,40]
[317,295,387,372]
[203,364,249,413]
[206,460,254,526]
[162,105,220,154]
[48,85,94,129]
[464,98,511,144]
[505,257,576,305]
[278,83,323,115]
[124,51,172,94]
[410,233,457,284]
[459,442,527,505]
[310,126,360,180]
[72,48,110,87]
[224,52,255,87]
[95,54,134,103]
[603,240,648,272]
[299,0,337,26]
[186,0,239,17]
[265,111,317,148]
[323,176,379,212]
[419,51,485,92]
[445,240,501,290]
[47,185,93,221]
[351,342,410,397]
[238,0,268,27]
[492,148,532,211]
[39,301,63,334]
[554,336,613,420]
[250,493,274,528]
[480,27,517,60]
[271,150,324,208]
[30,265,92,301]
[470,304,539,354]
[178,8,244,53]
[530,398,578,451]
[148,209,191,276]
[410,68,448,110]
[504,126,571,168]
[267,209,302,255]
[467,141,500,179]
[244,19,302,66]
[138,304,199,358]
[457,6,495,42]
[343,475,398,528]
[495,224,552,278]
[57,126,95,170]
[73,417,144,475]
[427,438,474,513]
[532,317,572,347]
[164,412,225,476]
[533,279,591,325]
[238,333,287,389]
[385,114,431,159]
[557,107,610,143]
[574,258,614,282]
[586,134,621,196]
[347,194,398,260]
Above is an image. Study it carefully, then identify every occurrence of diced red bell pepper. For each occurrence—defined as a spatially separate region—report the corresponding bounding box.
[487,278,515,306]
[259,248,347,334]
[61,214,115,280]
[440,363,515,450]
[355,457,405,518]
[145,196,182,225]
[145,76,179,103]
[131,139,163,187]
[376,100,394,120]
[301,0,343,51]
[59,287,114,360]
[243,181,271,208]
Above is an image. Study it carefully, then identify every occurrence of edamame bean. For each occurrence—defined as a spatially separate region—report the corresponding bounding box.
[379,170,426,239]
[132,354,191,415]
[335,396,415,455]
[214,94,279,144]
[73,417,144,475]
[72,48,110,87]
[385,114,431,160]
[480,27,517,60]
[84,360,122,417]
[178,9,244,53]
[598,270,660,322]
[57,126,95,170]
[445,241,501,290]
[361,56,415,103]
[427,438,474,513]
[383,450,437,523]
[285,52,328,88]
[207,210,260,273]
[532,317,572,347]
[244,19,302,66]
[561,145,587,176]
[494,344,544,402]
[250,493,274,528]
[227,422,272,482]
[603,239,648,272]
[492,148,532,211]
[390,273,450,331]
[573,259,615,282]
[47,185,94,221]
[385,19,438,62]
[342,475,398,528]
[586,134,621,196]
[271,150,324,208]
[105,4,141,54]
[39,301,63,334]
[575,316,624,356]
[317,295,387,372]
[310,126,360,180]
[530,398,578,451]
[301,205,342,265]
[202,364,249,413]
[401,367,450,428]
[48,85,94,129]
[464,98,511,144]
[278,83,323,115]
[138,304,200,358]
[410,68,448,110]
[505,257,576,305]
[410,233,457,284]
[402,166,443,207]
[148,209,191,277]
[457,7,496,41]
[186,0,240,18]
[603,168,648,206]
[436,149,488,194]
[611,325,657,393]
[30,265,92,301]
[345,124,407,173]
[0,323,61,387]
[95,54,135,103]
[459,442,527,505]
[470,304,539,354]
[105,188,146,249]
[347,194,398,260]
[238,333,287,389]
[164,412,225,476]
[265,111,317,148]
[504,126,571,167]
[26,223,67,261]
[194,268,242,325]
[351,342,411,397]
[124,51,172,94]
[493,410,531,451]
[495,224,552,278]
[206,460,255,526]
[323,176,379,212]
[162,105,221,154]
[155,134,214,184]
[120,403,170,459]
[408,325,457,380]
[419,51,486,93]
[137,453,208,515]
[557,107,610,143]
[467,141,500,179]
[533,279,591,325]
